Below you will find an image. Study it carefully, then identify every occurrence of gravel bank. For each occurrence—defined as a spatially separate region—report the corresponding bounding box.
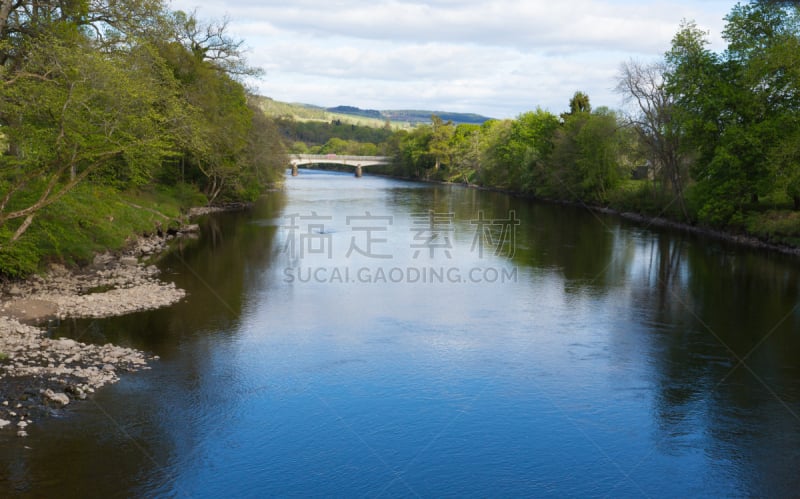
[0,231,190,436]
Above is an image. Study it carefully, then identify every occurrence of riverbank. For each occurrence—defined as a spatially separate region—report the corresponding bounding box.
[0,317,154,437]
[361,169,800,258]
[0,209,227,436]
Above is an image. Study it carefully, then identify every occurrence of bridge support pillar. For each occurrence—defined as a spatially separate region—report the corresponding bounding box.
[354,165,362,178]
[291,164,298,176]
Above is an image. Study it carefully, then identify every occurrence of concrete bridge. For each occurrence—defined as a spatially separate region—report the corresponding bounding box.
[289,154,391,177]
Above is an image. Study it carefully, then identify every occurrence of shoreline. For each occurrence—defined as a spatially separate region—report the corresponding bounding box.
[0,205,247,436]
[355,169,800,258]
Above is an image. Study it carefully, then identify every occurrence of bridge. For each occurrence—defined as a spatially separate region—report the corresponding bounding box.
[289,154,391,177]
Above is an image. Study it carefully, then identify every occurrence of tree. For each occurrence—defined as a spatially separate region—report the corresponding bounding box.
[568,91,592,115]
[0,0,169,65]
[617,59,690,219]
[429,115,454,172]
[156,10,268,204]
[546,107,625,202]
[0,36,180,241]
[449,123,482,184]
[238,98,288,198]
[666,6,800,224]
[169,9,262,78]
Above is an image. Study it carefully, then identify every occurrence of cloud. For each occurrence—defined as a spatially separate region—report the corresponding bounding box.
[169,0,733,117]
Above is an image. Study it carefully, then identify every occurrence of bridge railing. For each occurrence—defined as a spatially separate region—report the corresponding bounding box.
[291,154,390,162]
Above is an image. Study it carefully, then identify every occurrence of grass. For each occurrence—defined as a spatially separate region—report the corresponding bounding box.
[746,210,800,246]
[0,182,203,278]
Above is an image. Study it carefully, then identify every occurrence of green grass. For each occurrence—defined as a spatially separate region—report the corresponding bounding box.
[0,182,203,278]
[746,210,800,246]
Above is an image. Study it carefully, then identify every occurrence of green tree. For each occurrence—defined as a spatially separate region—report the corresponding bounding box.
[569,91,592,115]
[546,108,625,202]
[429,115,455,172]
[0,36,180,242]
[666,5,800,224]
[449,123,482,184]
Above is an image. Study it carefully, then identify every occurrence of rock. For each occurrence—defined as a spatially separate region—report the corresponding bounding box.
[0,419,10,428]
[119,256,139,267]
[17,421,27,428]
[17,431,28,438]
[48,263,69,276]
[179,224,200,233]
[43,389,70,406]
[8,285,23,297]
[56,338,78,349]
[92,253,115,268]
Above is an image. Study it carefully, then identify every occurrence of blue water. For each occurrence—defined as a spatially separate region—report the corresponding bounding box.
[3,170,800,497]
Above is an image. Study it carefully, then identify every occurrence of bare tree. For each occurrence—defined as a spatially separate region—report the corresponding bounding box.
[616,59,689,219]
[172,10,263,79]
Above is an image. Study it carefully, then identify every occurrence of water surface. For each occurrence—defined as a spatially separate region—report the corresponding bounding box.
[2,170,799,497]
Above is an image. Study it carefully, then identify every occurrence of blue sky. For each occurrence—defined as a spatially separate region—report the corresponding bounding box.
[169,0,736,118]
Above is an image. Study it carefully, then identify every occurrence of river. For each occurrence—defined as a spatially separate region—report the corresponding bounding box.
[2,170,799,497]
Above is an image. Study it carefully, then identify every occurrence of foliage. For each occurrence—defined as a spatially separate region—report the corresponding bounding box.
[275,117,394,147]
[0,36,179,241]
[0,0,287,277]
[666,4,800,225]
[544,108,627,202]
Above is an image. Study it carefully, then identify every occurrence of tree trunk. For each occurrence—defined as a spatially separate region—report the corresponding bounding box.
[0,0,14,37]
[11,214,34,242]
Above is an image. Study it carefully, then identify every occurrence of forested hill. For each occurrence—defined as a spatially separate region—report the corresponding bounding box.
[257,98,492,126]
[380,110,491,125]
[327,106,493,125]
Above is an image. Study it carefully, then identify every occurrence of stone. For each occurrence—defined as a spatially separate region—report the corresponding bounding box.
[17,431,28,438]
[0,419,10,429]
[43,389,70,406]
[119,256,139,267]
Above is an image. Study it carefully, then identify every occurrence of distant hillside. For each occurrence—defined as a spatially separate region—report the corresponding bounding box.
[327,105,383,120]
[255,96,494,128]
[381,110,492,125]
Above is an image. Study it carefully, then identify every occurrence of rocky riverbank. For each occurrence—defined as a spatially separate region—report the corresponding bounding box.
[0,317,155,437]
[0,229,195,436]
[0,242,186,322]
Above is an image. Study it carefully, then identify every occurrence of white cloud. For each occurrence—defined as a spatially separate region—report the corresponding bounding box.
[169,0,733,118]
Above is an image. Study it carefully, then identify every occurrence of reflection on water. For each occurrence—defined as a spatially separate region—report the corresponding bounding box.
[1,170,799,497]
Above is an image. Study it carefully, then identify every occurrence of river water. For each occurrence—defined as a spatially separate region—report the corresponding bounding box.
[2,170,800,497]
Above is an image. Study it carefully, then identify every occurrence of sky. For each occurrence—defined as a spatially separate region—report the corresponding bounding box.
[168,0,736,119]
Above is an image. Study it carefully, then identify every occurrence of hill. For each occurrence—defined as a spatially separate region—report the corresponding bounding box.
[380,109,491,125]
[255,97,494,128]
